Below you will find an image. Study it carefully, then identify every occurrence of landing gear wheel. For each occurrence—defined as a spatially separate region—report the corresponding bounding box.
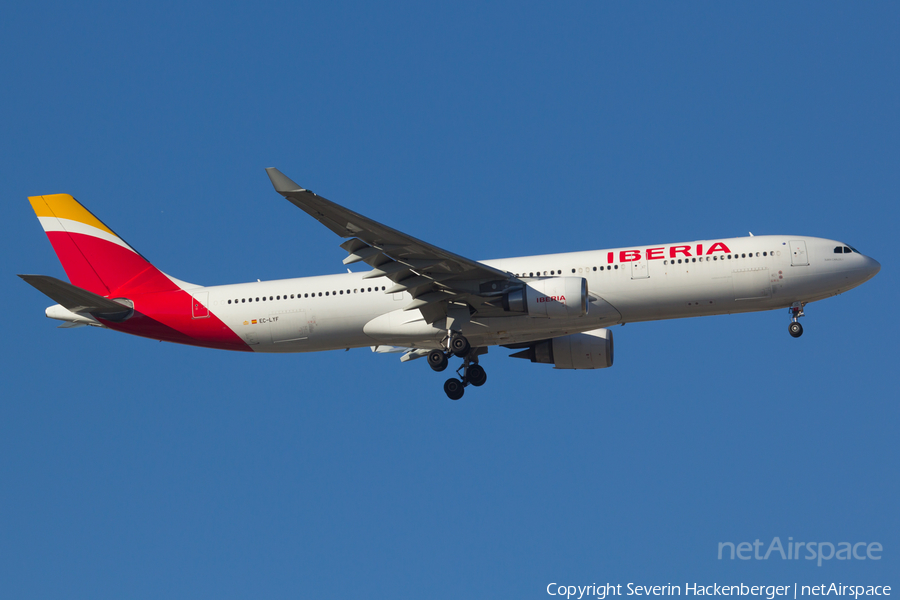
[789,322,803,338]
[449,334,470,357]
[444,378,465,400]
[466,364,487,387]
[427,349,449,372]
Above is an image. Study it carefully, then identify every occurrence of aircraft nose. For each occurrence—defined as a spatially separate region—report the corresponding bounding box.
[865,256,881,279]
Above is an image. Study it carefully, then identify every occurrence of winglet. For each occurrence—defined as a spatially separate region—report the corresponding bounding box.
[265,168,303,193]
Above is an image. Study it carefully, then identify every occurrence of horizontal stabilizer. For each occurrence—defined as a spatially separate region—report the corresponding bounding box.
[18,275,133,320]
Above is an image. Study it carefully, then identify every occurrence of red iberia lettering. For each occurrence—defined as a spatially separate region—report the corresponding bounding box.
[669,245,691,258]
[646,247,665,260]
[619,250,641,262]
[705,242,731,255]
[607,252,614,264]
[696,244,703,256]
[537,296,565,303]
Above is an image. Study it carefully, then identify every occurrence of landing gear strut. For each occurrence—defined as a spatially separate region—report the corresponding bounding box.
[437,338,488,400]
[788,302,805,338]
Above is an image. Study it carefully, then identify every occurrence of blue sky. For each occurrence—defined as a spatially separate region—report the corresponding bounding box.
[2,2,897,598]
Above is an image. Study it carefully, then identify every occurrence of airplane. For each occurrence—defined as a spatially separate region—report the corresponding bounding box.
[20,168,881,400]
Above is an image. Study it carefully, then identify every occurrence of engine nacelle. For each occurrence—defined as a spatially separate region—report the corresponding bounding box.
[510,328,614,369]
[502,277,588,318]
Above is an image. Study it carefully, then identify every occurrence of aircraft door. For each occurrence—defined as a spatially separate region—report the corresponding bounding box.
[191,291,209,318]
[790,240,809,266]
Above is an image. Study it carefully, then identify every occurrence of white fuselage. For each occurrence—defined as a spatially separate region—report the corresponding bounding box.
[189,235,879,353]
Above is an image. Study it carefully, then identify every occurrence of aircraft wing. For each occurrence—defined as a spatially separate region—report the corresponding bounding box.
[266,168,520,323]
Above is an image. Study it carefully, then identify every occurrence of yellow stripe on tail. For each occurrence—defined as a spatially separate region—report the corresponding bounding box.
[29,194,117,236]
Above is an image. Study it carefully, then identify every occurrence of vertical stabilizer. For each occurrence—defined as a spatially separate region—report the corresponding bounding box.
[28,194,179,296]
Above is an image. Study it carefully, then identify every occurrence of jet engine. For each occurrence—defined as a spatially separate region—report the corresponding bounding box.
[509,328,614,369]
[502,277,588,318]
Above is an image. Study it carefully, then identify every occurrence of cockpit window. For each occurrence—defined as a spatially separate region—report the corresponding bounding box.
[834,246,843,254]
[843,247,852,253]
[848,245,860,253]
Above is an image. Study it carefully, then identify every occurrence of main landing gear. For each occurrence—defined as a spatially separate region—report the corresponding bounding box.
[428,334,486,400]
[788,302,805,338]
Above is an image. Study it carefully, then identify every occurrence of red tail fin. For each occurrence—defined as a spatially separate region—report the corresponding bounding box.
[29,194,180,296]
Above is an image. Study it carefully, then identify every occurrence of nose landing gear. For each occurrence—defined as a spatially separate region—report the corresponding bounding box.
[788,302,805,338]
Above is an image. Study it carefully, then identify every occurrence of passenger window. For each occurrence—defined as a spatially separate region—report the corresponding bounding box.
[572,268,576,273]
[614,265,618,269]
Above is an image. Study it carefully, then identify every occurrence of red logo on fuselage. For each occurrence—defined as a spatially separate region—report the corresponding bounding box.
[537,296,565,303]
[607,242,731,263]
